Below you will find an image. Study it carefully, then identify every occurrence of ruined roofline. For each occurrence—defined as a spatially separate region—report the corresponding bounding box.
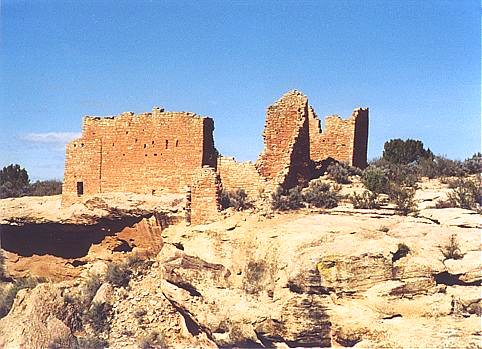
[82,106,211,122]
[319,107,369,122]
[268,89,308,108]
[217,155,257,166]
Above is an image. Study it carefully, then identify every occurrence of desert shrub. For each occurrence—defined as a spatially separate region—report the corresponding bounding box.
[440,234,464,260]
[417,156,466,179]
[134,308,147,323]
[0,164,30,199]
[385,163,420,187]
[220,188,251,211]
[28,180,62,196]
[271,186,304,211]
[0,276,42,318]
[0,164,64,198]
[462,153,482,175]
[84,302,112,333]
[350,190,380,209]
[435,200,452,209]
[382,139,433,165]
[105,262,131,288]
[76,336,108,349]
[326,162,351,184]
[50,335,107,349]
[81,274,102,305]
[361,166,390,194]
[62,293,84,333]
[302,181,342,209]
[243,260,268,294]
[138,331,167,349]
[0,250,5,280]
[388,185,417,215]
[445,178,481,210]
[126,252,145,269]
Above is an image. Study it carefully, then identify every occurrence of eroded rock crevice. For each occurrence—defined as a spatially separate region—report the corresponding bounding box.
[1,213,172,280]
[435,271,481,287]
[0,217,144,259]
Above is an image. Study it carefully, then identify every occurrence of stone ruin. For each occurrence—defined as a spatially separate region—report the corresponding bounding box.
[62,90,369,224]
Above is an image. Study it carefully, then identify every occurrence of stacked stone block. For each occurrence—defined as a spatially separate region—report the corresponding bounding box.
[61,92,369,223]
[62,108,216,206]
[309,107,369,168]
[189,166,222,225]
[256,90,313,189]
[217,156,268,199]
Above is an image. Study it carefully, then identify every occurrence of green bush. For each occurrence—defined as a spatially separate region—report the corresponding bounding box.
[462,153,482,175]
[382,139,433,165]
[445,178,481,210]
[81,274,102,306]
[302,181,342,209]
[385,163,420,187]
[0,276,42,318]
[271,186,304,211]
[417,156,465,178]
[243,260,268,294]
[0,164,30,199]
[0,250,5,280]
[388,185,417,215]
[440,234,464,260]
[361,166,390,194]
[220,188,251,211]
[126,252,145,269]
[0,164,63,198]
[84,302,112,333]
[105,262,132,288]
[28,180,62,196]
[326,162,351,184]
[76,336,108,349]
[138,331,167,349]
[350,191,380,209]
[62,293,84,333]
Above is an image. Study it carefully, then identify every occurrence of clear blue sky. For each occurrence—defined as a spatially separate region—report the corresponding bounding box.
[1,0,480,180]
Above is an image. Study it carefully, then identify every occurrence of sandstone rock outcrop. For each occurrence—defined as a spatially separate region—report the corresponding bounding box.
[153,205,481,348]
[0,193,183,280]
[0,283,75,348]
[0,178,479,348]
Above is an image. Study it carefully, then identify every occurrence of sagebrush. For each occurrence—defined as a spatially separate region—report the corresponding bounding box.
[220,188,251,211]
[350,190,380,209]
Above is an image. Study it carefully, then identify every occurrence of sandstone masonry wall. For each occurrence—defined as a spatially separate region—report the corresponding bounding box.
[188,166,222,225]
[62,92,368,220]
[217,156,268,199]
[62,108,216,206]
[62,139,102,206]
[256,90,313,189]
[309,108,369,168]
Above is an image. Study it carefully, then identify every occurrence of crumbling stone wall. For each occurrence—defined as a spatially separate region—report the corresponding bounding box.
[309,107,369,168]
[256,90,313,189]
[188,166,222,225]
[62,92,368,220]
[62,107,217,206]
[217,156,268,199]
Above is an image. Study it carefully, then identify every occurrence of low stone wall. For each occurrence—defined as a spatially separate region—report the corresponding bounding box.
[217,156,268,200]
